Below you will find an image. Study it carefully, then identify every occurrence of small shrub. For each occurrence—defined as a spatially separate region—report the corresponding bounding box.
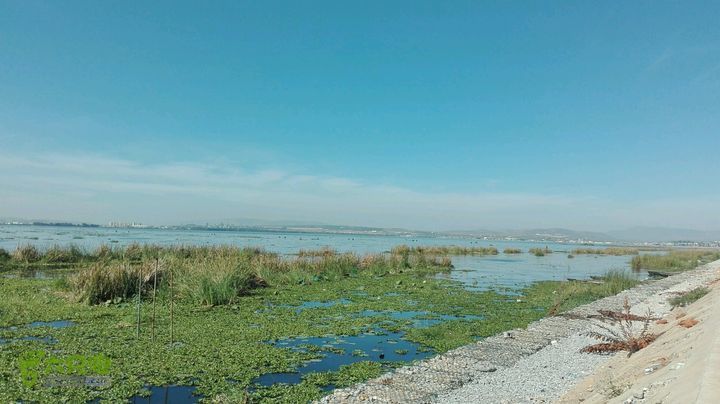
[581,298,659,357]
[669,287,710,308]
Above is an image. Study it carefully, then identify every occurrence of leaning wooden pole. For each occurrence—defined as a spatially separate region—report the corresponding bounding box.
[152,258,158,343]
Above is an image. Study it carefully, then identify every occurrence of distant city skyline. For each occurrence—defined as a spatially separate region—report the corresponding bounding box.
[1,1,719,232]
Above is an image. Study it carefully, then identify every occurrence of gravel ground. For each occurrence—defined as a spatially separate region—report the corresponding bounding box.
[318,260,720,404]
[437,334,610,403]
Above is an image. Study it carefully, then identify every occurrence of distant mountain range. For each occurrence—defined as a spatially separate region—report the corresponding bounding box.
[445,227,720,243]
[443,228,613,241]
[605,227,720,243]
[3,216,720,242]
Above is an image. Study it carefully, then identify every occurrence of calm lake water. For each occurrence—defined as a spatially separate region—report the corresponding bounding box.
[0,225,648,289]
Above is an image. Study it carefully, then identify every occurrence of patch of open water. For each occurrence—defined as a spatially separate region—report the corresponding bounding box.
[253,329,432,388]
[128,385,201,403]
[0,320,73,345]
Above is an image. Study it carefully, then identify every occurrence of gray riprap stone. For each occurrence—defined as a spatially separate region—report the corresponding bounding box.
[421,354,496,375]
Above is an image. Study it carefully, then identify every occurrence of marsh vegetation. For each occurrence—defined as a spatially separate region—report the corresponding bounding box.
[0,242,709,402]
[391,245,498,256]
[630,250,720,272]
[571,247,639,256]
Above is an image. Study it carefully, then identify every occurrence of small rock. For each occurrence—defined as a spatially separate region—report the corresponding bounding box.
[633,390,645,399]
[550,340,558,345]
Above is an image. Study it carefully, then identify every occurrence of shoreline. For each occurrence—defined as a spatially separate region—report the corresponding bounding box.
[317,259,720,403]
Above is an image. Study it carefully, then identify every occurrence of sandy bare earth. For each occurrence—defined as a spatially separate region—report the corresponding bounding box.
[559,269,720,404]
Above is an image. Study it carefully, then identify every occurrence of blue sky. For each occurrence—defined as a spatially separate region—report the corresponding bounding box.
[1,1,719,230]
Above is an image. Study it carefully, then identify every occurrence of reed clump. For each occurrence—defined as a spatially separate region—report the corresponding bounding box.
[503,248,522,254]
[630,250,720,272]
[529,247,552,257]
[69,261,149,305]
[391,245,498,256]
[43,244,88,263]
[178,259,267,306]
[571,247,639,256]
[12,244,42,263]
[598,269,640,294]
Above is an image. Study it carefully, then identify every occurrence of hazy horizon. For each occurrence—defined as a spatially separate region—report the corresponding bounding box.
[2,2,719,232]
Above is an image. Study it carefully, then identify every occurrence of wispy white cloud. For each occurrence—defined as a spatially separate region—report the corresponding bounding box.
[0,152,717,231]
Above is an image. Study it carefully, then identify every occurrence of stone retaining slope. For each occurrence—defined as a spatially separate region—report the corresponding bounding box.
[317,260,720,404]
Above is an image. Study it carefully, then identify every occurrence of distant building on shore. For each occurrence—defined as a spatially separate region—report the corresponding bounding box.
[107,221,149,228]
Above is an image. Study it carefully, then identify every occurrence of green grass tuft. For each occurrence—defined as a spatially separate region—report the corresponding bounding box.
[669,287,710,307]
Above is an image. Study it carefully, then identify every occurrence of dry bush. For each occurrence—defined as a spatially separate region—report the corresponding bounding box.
[581,297,660,357]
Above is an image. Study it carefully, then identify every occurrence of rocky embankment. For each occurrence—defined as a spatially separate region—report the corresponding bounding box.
[317,259,720,403]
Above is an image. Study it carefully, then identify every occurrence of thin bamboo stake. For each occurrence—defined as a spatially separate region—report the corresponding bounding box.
[170,264,174,344]
[152,258,158,343]
[136,261,141,339]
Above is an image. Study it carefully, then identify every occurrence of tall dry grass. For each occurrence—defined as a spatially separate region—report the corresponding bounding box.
[66,244,452,305]
[571,247,639,256]
[391,245,498,256]
[631,250,720,272]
